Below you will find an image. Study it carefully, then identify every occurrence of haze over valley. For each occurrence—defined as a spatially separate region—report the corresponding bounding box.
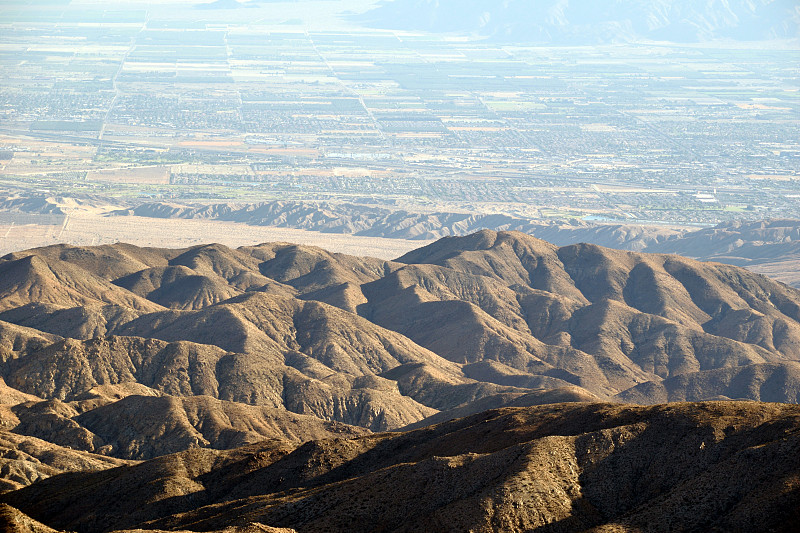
[1,0,798,234]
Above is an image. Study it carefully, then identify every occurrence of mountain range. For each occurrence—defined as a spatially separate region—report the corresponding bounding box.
[2,232,800,435]
[109,200,800,287]
[2,230,800,530]
[13,196,800,283]
[361,0,800,43]
[112,199,685,249]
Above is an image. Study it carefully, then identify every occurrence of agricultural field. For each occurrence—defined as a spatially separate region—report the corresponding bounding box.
[0,0,798,229]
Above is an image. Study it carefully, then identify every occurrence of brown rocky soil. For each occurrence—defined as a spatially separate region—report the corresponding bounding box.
[2,402,799,533]
[1,231,800,530]
[2,232,800,459]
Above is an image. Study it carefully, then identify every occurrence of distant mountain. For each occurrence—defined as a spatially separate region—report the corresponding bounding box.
[111,201,800,288]
[112,199,685,248]
[645,218,800,258]
[195,0,250,10]
[361,0,800,43]
[642,219,800,287]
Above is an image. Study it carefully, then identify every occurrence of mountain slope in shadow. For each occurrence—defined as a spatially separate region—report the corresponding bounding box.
[3,402,798,533]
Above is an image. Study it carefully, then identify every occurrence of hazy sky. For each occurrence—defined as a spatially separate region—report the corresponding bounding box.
[1,0,386,30]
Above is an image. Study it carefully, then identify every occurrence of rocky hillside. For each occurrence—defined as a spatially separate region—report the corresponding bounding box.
[2,232,800,412]
[2,232,800,531]
[3,402,799,533]
[2,233,800,409]
[0,231,798,472]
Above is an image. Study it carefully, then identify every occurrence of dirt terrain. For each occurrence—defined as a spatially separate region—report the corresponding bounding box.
[0,230,799,530]
[3,402,799,533]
